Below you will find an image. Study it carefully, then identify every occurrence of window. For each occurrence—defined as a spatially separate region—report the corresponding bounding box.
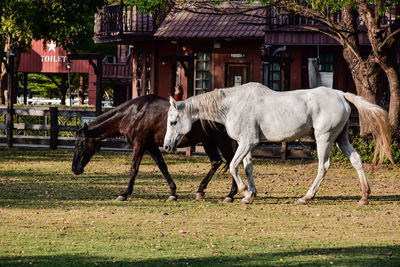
[319,53,334,72]
[269,62,281,91]
[263,62,281,91]
[136,50,152,96]
[194,52,211,95]
[136,51,143,96]
[145,51,151,94]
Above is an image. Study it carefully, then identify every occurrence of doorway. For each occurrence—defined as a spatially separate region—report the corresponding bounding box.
[226,63,250,87]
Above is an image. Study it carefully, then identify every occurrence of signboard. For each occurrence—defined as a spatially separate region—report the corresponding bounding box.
[234,76,242,86]
[18,39,90,73]
[230,53,246,58]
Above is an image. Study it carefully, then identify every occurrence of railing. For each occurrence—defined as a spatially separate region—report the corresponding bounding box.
[103,62,132,79]
[95,4,163,37]
[267,6,398,29]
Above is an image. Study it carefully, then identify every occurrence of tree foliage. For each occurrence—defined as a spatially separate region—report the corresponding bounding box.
[0,0,108,52]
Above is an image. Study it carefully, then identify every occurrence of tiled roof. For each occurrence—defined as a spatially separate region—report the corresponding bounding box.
[155,3,265,39]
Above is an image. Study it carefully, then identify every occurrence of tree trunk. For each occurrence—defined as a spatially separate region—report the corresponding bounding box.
[342,48,381,136]
[339,6,381,135]
[377,58,400,138]
[0,70,7,104]
[0,40,11,105]
[78,74,86,105]
[357,0,400,137]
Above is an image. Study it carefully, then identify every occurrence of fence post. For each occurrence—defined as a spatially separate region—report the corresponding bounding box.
[281,142,288,160]
[50,107,59,149]
[6,50,15,148]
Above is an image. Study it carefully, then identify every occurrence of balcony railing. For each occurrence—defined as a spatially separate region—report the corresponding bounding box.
[95,4,164,39]
[267,6,398,29]
[103,62,132,80]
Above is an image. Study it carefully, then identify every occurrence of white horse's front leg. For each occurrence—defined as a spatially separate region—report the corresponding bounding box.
[228,143,256,204]
[243,152,257,197]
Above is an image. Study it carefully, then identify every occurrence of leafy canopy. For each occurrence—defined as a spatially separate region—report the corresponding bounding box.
[1,0,107,52]
[126,0,400,15]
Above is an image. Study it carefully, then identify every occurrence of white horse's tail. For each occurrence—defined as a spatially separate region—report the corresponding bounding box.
[343,92,394,165]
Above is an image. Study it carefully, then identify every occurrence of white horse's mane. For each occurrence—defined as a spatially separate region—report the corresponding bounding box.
[184,87,234,125]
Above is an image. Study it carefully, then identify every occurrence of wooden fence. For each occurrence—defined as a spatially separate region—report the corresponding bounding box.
[0,106,317,159]
[0,106,130,150]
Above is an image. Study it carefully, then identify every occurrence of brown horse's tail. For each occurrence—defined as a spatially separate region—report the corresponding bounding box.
[343,92,394,165]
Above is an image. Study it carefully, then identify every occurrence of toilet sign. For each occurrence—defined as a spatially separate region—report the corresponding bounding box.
[234,76,242,86]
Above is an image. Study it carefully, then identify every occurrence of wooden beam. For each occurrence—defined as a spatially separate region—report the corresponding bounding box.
[67,54,103,60]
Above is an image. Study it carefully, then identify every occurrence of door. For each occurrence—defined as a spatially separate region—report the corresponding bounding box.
[226,63,250,87]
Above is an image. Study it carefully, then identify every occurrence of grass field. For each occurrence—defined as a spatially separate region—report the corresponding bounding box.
[0,147,399,266]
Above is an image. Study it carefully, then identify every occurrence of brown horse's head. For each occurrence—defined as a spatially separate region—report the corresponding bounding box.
[72,123,100,175]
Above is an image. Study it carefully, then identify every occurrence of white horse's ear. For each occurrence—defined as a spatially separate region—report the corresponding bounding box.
[169,96,178,109]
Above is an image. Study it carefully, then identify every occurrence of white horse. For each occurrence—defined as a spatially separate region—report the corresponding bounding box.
[163,83,393,205]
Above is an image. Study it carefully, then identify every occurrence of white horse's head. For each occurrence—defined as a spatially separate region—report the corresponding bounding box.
[163,97,193,152]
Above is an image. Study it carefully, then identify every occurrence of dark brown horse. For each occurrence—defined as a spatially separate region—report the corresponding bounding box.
[72,94,238,202]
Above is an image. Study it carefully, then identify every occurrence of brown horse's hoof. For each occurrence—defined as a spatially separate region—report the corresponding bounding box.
[115,196,127,201]
[223,197,234,203]
[295,198,307,205]
[358,199,369,205]
[167,195,177,201]
[195,192,205,200]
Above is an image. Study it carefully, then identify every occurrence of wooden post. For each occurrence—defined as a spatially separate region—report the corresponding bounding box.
[95,58,103,116]
[6,50,15,148]
[187,53,194,98]
[50,107,59,150]
[185,146,195,157]
[23,73,28,105]
[281,142,288,160]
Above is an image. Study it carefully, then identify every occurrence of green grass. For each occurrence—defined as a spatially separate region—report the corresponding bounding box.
[0,148,399,266]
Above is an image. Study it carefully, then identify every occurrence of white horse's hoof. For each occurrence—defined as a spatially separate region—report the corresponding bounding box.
[239,198,252,204]
[358,199,369,205]
[223,197,234,203]
[167,195,177,201]
[195,192,205,200]
[115,196,127,201]
[295,198,307,205]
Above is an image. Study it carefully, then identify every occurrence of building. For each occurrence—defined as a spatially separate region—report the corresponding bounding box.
[93,2,397,107]
[94,3,265,102]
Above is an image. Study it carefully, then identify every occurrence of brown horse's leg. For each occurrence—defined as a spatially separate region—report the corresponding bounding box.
[215,135,238,202]
[146,143,177,201]
[197,140,223,200]
[116,142,144,201]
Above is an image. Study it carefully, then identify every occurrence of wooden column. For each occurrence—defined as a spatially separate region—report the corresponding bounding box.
[50,107,59,150]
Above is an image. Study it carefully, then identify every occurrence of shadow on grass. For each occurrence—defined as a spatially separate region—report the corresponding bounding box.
[0,147,75,163]
[0,170,231,208]
[1,246,399,266]
[263,194,400,204]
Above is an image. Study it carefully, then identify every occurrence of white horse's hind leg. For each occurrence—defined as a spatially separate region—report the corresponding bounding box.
[336,132,370,205]
[297,134,333,205]
[229,143,256,204]
[243,152,257,196]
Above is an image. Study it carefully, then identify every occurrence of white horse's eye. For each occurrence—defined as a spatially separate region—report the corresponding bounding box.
[170,121,177,126]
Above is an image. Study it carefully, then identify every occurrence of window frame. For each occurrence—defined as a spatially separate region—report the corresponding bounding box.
[194,51,212,95]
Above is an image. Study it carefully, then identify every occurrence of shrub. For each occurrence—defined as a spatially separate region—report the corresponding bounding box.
[313,136,400,165]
